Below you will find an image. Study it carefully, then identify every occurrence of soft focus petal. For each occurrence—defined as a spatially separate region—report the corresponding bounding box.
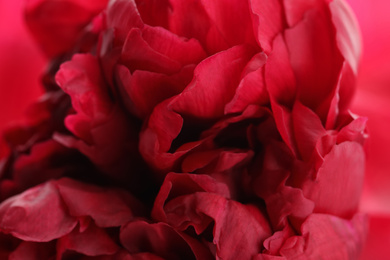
[0,181,77,242]
[25,0,108,57]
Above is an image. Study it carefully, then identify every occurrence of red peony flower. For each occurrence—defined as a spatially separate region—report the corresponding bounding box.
[0,0,369,259]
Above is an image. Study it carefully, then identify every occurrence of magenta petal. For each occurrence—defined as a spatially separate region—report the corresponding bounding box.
[162,193,272,259]
[141,26,207,66]
[282,0,326,27]
[25,0,108,57]
[266,186,314,229]
[152,172,231,222]
[265,34,296,106]
[330,0,361,74]
[337,116,367,144]
[55,178,137,227]
[319,62,356,129]
[57,223,119,257]
[225,52,268,114]
[121,221,213,260]
[249,0,284,53]
[56,53,140,179]
[153,173,271,259]
[292,102,326,161]
[121,28,182,74]
[261,225,296,256]
[0,182,77,242]
[55,54,112,122]
[171,45,256,119]
[303,142,365,218]
[167,0,229,54]
[135,0,171,28]
[139,45,255,171]
[139,100,188,172]
[284,6,343,111]
[106,0,144,45]
[199,0,257,48]
[281,213,367,259]
[116,64,194,118]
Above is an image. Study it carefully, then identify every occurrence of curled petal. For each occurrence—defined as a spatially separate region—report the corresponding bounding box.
[282,213,367,259]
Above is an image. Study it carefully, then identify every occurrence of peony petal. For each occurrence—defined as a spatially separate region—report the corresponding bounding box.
[121,221,213,260]
[116,64,194,118]
[162,193,272,259]
[264,34,296,106]
[0,181,77,242]
[330,0,361,74]
[106,0,144,46]
[55,53,141,181]
[121,28,182,74]
[171,44,256,119]
[153,173,271,259]
[292,102,326,161]
[57,222,119,257]
[139,99,190,172]
[337,115,367,144]
[134,0,171,28]
[249,0,284,53]
[25,0,108,57]
[265,34,297,155]
[252,141,294,199]
[280,213,367,259]
[55,178,138,227]
[261,225,296,257]
[139,45,256,171]
[167,0,230,54]
[265,185,315,229]
[152,172,231,222]
[225,52,268,114]
[56,54,112,122]
[282,0,327,27]
[141,25,207,66]
[302,141,365,218]
[284,6,343,112]
[199,0,257,48]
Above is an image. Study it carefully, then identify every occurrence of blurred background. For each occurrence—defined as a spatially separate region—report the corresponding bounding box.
[346,0,390,258]
[0,0,389,258]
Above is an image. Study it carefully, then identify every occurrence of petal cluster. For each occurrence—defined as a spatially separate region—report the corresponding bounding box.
[0,0,367,259]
